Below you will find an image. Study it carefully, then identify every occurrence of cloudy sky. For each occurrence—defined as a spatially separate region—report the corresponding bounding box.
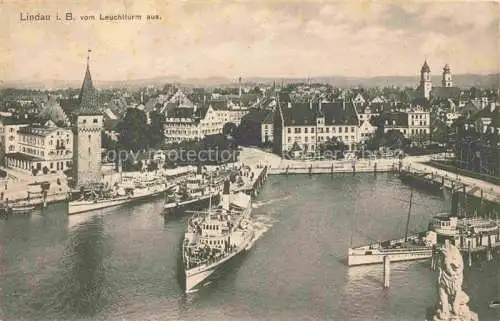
[1,0,498,82]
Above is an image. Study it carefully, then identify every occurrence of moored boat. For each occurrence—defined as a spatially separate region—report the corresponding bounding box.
[164,174,223,212]
[9,204,36,215]
[69,180,175,215]
[182,180,254,293]
[348,190,500,267]
[348,189,434,266]
[348,235,433,266]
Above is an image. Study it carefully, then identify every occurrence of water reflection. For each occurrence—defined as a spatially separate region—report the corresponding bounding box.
[29,215,111,318]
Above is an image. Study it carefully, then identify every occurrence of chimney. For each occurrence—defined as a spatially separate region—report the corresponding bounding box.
[238,77,242,98]
[287,102,292,108]
[222,180,230,211]
[309,100,313,110]
[490,102,496,112]
[343,99,346,111]
[319,101,322,113]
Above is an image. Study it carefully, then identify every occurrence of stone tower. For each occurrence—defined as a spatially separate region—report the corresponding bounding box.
[442,64,453,87]
[420,60,432,100]
[73,50,103,188]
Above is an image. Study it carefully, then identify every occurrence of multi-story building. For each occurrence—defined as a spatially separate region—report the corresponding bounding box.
[380,107,431,140]
[5,120,73,174]
[273,100,359,155]
[356,104,381,123]
[0,117,31,162]
[163,102,249,144]
[261,112,274,144]
[406,107,431,138]
[358,119,377,143]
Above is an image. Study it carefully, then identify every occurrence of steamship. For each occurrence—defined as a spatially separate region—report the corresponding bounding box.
[182,180,254,292]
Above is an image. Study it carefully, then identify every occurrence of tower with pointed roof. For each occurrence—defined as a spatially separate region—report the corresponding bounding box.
[419,60,432,100]
[73,50,103,187]
[442,64,453,87]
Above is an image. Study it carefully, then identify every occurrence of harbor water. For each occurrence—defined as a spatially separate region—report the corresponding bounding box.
[0,174,498,321]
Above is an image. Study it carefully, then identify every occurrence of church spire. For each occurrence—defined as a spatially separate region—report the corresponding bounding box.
[78,49,100,115]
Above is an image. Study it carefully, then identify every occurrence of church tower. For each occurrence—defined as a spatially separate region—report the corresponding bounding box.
[442,64,453,87]
[73,50,103,188]
[419,60,432,100]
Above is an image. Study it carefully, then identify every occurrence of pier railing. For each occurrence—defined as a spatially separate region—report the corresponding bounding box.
[267,161,398,175]
[400,166,500,205]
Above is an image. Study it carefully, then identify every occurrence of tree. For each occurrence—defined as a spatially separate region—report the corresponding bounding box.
[430,119,449,143]
[384,130,405,149]
[319,137,348,159]
[117,108,149,152]
[149,110,165,149]
[101,132,117,150]
[222,122,237,138]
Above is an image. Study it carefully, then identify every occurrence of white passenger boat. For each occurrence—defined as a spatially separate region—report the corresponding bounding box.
[164,174,223,212]
[348,189,433,266]
[348,190,500,266]
[182,180,254,292]
[69,180,175,215]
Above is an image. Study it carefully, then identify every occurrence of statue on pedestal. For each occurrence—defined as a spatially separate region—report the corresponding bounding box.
[431,240,478,321]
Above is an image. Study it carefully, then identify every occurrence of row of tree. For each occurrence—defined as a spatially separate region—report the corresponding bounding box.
[102,108,165,152]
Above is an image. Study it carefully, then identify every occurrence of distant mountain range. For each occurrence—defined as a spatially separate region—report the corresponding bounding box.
[1,74,498,90]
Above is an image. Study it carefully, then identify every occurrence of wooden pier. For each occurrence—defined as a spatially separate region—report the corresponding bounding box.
[398,167,500,207]
[236,166,268,198]
[267,161,398,175]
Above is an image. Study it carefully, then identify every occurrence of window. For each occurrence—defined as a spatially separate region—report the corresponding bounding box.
[339,127,342,133]
[50,163,53,169]
[88,135,91,140]
[326,128,329,133]
[83,119,87,124]
[311,128,314,133]
[304,128,308,134]
[351,127,354,133]
[93,118,98,123]
[287,128,291,134]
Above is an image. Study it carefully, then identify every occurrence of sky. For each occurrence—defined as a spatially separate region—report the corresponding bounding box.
[1,0,499,83]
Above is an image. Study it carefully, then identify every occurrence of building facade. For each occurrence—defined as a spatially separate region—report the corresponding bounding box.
[273,100,359,156]
[163,103,249,144]
[5,121,73,174]
[261,112,274,144]
[0,117,30,163]
[380,108,431,140]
